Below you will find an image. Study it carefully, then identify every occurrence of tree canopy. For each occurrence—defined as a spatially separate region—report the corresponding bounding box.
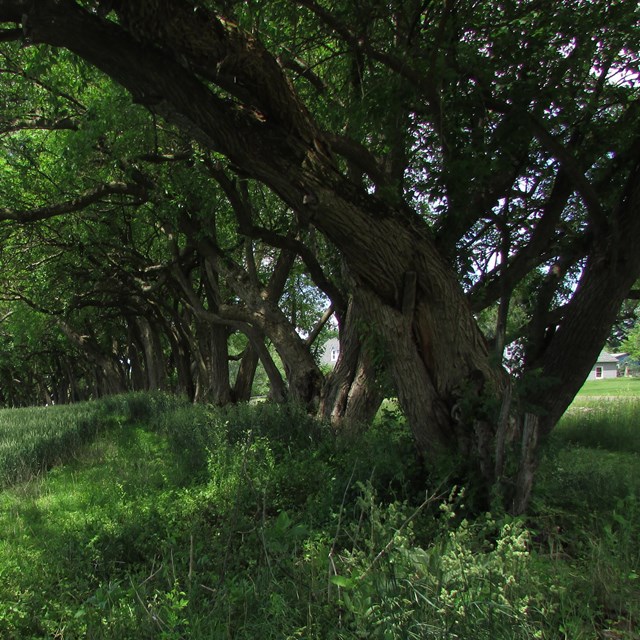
[0,0,638,511]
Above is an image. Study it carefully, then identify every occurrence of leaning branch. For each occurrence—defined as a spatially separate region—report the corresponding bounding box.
[304,304,334,347]
[0,115,78,133]
[0,181,148,223]
[208,161,348,314]
[526,114,607,234]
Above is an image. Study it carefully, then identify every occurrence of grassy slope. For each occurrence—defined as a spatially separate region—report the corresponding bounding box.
[0,393,638,639]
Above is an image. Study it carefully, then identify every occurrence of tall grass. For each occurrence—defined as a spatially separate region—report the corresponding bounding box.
[0,392,186,487]
[0,393,637,638]
[0,402,108,486]
[531,399,640,638]
[556,398,640,453]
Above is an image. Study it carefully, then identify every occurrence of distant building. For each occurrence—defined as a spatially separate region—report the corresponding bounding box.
[588,350,618,380]
[612,352,635,377]
[320,337,340,367]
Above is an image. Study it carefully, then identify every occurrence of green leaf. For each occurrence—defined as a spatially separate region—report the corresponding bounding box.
[330,575,356,590]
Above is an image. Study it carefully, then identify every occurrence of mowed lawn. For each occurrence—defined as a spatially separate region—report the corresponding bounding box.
[577,376,640,398]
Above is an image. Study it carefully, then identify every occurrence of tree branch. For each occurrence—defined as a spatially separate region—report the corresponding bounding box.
[526,113,607,234]
[295,0,436,98]
[0,181,148,223]
[469,171,574,311]
[305,304,334,347]
[0,27,21,41]
[325,132,389,188]
[208,162,348,314]
[0,115,78,133]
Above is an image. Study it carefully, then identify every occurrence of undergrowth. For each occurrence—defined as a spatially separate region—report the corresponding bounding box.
[0,393,637,638]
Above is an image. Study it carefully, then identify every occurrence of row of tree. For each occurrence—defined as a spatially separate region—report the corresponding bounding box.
[0,0,638,511]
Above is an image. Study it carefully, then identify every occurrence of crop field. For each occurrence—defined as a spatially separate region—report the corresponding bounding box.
[0,402,113,487]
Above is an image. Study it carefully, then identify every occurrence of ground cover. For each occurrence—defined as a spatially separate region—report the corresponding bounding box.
[0,393,637,638]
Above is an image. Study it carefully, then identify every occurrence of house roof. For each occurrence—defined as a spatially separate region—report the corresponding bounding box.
[596,350,618,364]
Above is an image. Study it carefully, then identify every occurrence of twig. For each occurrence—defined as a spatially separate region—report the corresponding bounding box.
[139,559,163,587]
[188,534,194,583]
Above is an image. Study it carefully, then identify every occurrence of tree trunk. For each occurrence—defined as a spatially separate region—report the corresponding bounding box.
[512,413,540,516]
[319,296,382,427]
[25,0,505,484]
[198,320,233,406]
[135,316,167,391]
[57,320,127,397]
[165,318,196,399]
[126,318,147,392]
[233,343,259,402]
[16,1,640,514]
[197,244,323,408]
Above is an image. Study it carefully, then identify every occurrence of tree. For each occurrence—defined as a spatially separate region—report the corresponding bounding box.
[622,323,640,363]
[0,0,639,511]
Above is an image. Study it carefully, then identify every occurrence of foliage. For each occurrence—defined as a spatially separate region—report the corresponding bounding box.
[0,0,638,440]
[622,322,640,363]
[328,487,542,640]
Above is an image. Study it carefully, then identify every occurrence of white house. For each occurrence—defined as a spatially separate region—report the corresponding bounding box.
[320,337,340,367]
[588,350,618,380]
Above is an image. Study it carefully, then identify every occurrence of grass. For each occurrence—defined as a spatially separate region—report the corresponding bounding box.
[0,401,117,487]
[0,426,182,638]
[576,377,640,398]
[530,395,640,638]
[0,392,637,638]
[559,403,640,454]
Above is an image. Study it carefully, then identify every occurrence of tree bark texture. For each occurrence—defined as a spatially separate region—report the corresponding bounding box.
[319,296,383,428]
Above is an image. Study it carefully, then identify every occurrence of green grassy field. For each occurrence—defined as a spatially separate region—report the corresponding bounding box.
[0,392,637,639]
[577,376,640,397]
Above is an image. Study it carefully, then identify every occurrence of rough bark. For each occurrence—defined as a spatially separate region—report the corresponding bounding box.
[135,316,167,391]
[233,344,259,402]
[199,320,233,406]
[319,296,383,428]
[164,315,196,400]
